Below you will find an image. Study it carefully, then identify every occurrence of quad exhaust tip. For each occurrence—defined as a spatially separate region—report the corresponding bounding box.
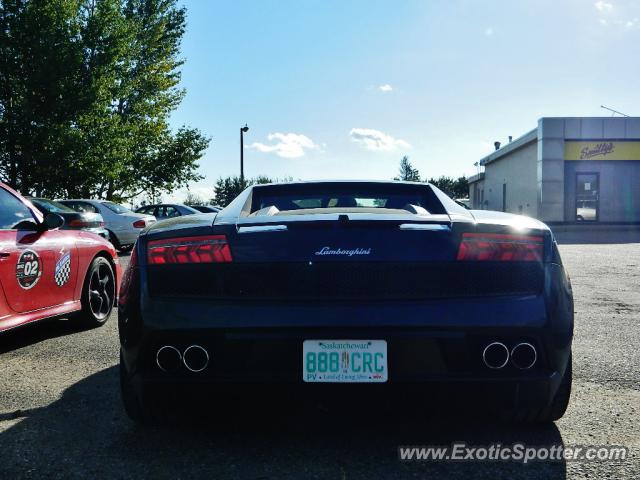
[511,342,537,370]
[156,345,182,372]
[482,342,509,369]
[183,345,209,373]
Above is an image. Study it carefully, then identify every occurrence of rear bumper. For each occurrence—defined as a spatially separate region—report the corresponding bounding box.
[121,322,571,409]
[133,373,562,411]
[113,228,141,246]
[120,263,574,410]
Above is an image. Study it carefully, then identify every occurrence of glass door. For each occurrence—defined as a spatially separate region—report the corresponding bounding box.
[575,173,599,221]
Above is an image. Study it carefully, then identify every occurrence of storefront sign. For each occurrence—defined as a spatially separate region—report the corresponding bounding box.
[564,141,640,161]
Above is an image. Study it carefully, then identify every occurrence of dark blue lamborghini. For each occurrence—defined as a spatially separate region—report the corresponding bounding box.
[118,181,573,424]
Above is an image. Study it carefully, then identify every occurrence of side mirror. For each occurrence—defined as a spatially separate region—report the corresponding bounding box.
[41,213,64,230]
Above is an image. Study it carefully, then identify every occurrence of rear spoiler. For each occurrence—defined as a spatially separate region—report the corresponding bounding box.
[233,212,453,233]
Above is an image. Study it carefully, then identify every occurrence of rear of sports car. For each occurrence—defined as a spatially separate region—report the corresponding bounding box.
[118,181,573,424]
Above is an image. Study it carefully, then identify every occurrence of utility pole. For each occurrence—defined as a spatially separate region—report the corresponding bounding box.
[240,124,249,184]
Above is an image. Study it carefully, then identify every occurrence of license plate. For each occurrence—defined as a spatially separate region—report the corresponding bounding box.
[302,340,388,383]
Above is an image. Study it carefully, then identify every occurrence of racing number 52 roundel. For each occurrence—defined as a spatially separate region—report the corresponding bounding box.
[16,249,42,290]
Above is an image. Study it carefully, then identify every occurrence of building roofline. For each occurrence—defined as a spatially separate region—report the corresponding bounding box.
[539,116,640,120]
[479,128,538,166]
[468,172,484,184]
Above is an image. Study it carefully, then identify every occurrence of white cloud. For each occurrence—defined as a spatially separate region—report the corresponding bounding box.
[594,1,613,12]
[625,17,639,28]
[349,128,410,152]
[378,84,393,92]
[484,27,494,36]
[247,132,319,158]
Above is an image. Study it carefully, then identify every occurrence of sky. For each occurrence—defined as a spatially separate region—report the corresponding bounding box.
[165,0,640,202]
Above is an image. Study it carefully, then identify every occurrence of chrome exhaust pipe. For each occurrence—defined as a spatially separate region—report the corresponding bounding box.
[511,342,537,370]
[482,342,509,369]
[183,345,209,372]
[156,345,182,372]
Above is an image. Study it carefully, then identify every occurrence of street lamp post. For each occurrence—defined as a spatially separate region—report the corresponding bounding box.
[240,124,249,184]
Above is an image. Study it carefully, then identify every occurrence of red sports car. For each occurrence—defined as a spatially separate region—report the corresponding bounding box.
[0,183,121,333]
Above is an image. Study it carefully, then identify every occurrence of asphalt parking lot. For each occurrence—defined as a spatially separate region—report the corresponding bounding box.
[1,242,639,479]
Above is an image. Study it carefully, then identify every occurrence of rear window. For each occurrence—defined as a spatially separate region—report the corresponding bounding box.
[249,183,446,215]
[102,201,131,214]
[31,198,75,213]
[59,201,99,213]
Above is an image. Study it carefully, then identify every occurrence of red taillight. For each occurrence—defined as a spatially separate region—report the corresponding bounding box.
[147,235,232,265]
[99,221,105,227]
[456,233,543,262]
[67,219,90,228]
[133,219,146,228]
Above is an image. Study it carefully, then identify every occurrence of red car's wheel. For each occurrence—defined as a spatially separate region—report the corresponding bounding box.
[80,256,115,327]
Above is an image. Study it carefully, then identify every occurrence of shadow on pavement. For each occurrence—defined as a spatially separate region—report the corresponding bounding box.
[0,366,567,479]
[0,317,85,354]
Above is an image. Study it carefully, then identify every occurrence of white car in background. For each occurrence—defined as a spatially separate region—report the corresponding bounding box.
[58,199,156,252]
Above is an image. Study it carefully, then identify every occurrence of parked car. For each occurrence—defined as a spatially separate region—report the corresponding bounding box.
[119,180,573,425]
[27,197,109,240]
[135,203,200,220]
[454,198,471,209]
[187,204,222,213]
[576,200,597,221]
[58,199,155,252]
[0,184,121,333]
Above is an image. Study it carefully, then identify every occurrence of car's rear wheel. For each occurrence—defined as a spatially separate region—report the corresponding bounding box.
[79,256,115,327]
[120,351,168,425]
[504,353,572,423]
[120,352,145,424]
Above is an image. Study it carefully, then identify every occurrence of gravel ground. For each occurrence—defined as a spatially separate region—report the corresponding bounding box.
[0,243,639,479]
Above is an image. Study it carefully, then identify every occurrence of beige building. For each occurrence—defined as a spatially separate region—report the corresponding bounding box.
[469,117,640,223]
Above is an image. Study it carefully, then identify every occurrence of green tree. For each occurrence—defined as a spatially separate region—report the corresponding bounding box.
[212,176,250,208]
[0,0,209,200]
[394,156,421,182]
[212,175,286,207]
[427,175,469,199]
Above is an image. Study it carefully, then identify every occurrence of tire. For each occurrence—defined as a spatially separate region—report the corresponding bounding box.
[503,353,572,423]
[540,353,572,422]
[78,256,116,328]
[107,231,132,253]
[107,230,120,250]
[120,351,145,424]
[120,351,170,426]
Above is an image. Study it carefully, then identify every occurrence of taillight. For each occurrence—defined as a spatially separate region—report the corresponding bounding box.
[99,221,105,227]
[147,235,232,265]
[133,219,146,228]
[67,219,90,228]
[456,233,543,262]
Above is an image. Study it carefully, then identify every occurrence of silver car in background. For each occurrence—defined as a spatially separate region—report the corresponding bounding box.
[58,199,156,252]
